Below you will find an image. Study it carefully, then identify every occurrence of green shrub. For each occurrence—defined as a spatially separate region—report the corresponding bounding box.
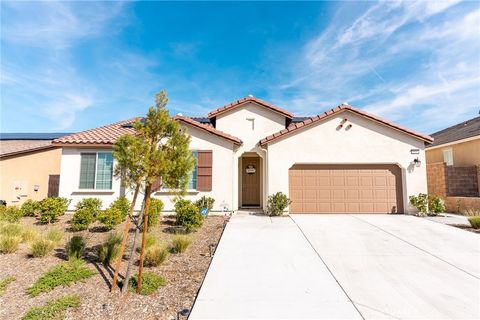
[39,197,70,224]
[468,216,480,229]
[65,236,86,260]
[410,193,446,216]
[71,208,95,231]
[144,244,169,267]
[27,259,95,297]
[0,223,23,237]
[70,198,102,230]
[409,193,429,216]
[97,207,123,230]
[111,197,131,219]
[30,239,55,258]
[21,227,39,243]
[0,235,21,253]
[267,192,292,216]
[175,199,203,232]
[45,229,63,246]
[171,235,192,253]
[147,198,163,231]
[428,195,445,214]
[0,275,16,296]
[0,206,23,223]
[75,198,102,215]
[22,294,80,320]
[129,272,165,295]
[194,196,215,211]
[97,233,122,266]
[21,200,41,217]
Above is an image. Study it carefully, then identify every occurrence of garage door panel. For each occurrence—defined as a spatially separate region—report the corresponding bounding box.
[289,164,402,214]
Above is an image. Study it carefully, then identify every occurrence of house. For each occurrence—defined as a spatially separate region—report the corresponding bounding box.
[0,133,67,205]
[52,96,433,214]
[426,116,480,211]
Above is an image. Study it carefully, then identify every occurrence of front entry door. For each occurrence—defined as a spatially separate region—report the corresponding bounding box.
[242,157,260,206]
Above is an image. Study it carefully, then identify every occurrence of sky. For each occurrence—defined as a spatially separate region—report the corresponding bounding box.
[1,1,479,134]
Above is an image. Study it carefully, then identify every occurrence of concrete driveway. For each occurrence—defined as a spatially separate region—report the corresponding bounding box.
[190,214,480,319]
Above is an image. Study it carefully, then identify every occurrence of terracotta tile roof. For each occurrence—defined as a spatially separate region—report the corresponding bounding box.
[53,118,140,146]
[427,116,480,148]
[175,116,242,145]
[260,104,433,146]
[53,116,242,147]
[0,140,58,158]
[208,96,293,119]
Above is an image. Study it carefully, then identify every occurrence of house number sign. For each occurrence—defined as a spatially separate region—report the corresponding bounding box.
[245,164,256,174]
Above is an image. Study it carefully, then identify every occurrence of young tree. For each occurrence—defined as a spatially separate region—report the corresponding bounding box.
[136,91,195,293]
[115,90,195,294]
[110,134,149,292]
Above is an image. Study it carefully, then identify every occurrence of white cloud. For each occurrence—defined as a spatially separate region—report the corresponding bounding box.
[1,1,126,49]
[270,0,479,133]
[0,1,133,131]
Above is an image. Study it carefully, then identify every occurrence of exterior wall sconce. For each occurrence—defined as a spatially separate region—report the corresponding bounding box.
[34,185,40,192]
[413,157,421,167]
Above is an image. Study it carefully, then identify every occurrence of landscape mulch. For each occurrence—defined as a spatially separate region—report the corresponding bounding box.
[0,214,226,320]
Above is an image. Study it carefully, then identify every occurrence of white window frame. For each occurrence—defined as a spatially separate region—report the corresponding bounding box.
[79,152,113,190]
[442,148,453,166]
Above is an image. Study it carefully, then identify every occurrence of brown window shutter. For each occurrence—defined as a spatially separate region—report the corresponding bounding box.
[151,176,162,192]
[197,150,212,191]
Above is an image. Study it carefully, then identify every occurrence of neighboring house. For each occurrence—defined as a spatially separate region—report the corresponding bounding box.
[53,96,433,214]
[425,116,480,210]
[0,133,67,205]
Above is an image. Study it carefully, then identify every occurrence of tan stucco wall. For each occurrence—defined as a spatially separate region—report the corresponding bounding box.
[0,148,62,205]
[426,138,480,166]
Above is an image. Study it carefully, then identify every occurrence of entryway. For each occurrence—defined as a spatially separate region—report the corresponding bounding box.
[240,155,261,208]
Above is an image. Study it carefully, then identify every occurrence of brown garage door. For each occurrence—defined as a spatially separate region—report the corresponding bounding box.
[289,164,403,214]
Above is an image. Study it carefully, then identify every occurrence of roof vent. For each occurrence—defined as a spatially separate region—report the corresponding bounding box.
[341,102,349,106]
[248,94,254,98]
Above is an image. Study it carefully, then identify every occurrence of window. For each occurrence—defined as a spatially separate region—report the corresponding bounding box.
[443,148,453,166]
[188,151,198,189]
[79,153,113,189]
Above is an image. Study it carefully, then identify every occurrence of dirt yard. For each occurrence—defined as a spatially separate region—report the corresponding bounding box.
[0,214,226,319]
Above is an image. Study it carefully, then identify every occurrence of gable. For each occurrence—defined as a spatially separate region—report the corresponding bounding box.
[208,96,293,119]
[214,102,287,150]
[260,105,433,146]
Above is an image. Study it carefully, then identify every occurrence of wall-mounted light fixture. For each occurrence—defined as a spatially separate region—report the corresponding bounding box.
[34,185,40,192]
[413,157,421,167]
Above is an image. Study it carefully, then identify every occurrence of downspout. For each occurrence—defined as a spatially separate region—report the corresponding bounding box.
[260,144,268,212]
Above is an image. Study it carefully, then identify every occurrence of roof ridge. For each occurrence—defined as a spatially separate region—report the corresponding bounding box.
[174,115,242,145]
[260,104,433,146]
[208,96,293,119]
[430,116,480,136]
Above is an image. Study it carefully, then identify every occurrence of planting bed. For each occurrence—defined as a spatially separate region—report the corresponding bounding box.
[0,214,226,319]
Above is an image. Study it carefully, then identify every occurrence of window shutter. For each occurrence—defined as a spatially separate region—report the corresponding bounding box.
[151,176,162,192]
[197,150,212,191]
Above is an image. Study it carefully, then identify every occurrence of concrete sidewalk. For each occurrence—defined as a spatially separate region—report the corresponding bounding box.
[189,214,361,319]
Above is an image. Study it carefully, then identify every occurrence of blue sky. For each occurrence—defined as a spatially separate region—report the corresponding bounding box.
[1,1,479,134]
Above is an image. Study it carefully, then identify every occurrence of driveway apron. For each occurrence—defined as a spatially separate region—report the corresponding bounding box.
[189,214,361,319]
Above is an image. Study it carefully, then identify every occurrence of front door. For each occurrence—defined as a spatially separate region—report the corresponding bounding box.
[242,157,260,206]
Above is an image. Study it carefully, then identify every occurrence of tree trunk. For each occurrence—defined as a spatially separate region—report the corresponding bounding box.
[121,198,145,293]
[136,184,152,294]
[111,184,140,292]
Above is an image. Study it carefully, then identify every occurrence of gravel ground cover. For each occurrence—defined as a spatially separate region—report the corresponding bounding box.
[0,214,226,320]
